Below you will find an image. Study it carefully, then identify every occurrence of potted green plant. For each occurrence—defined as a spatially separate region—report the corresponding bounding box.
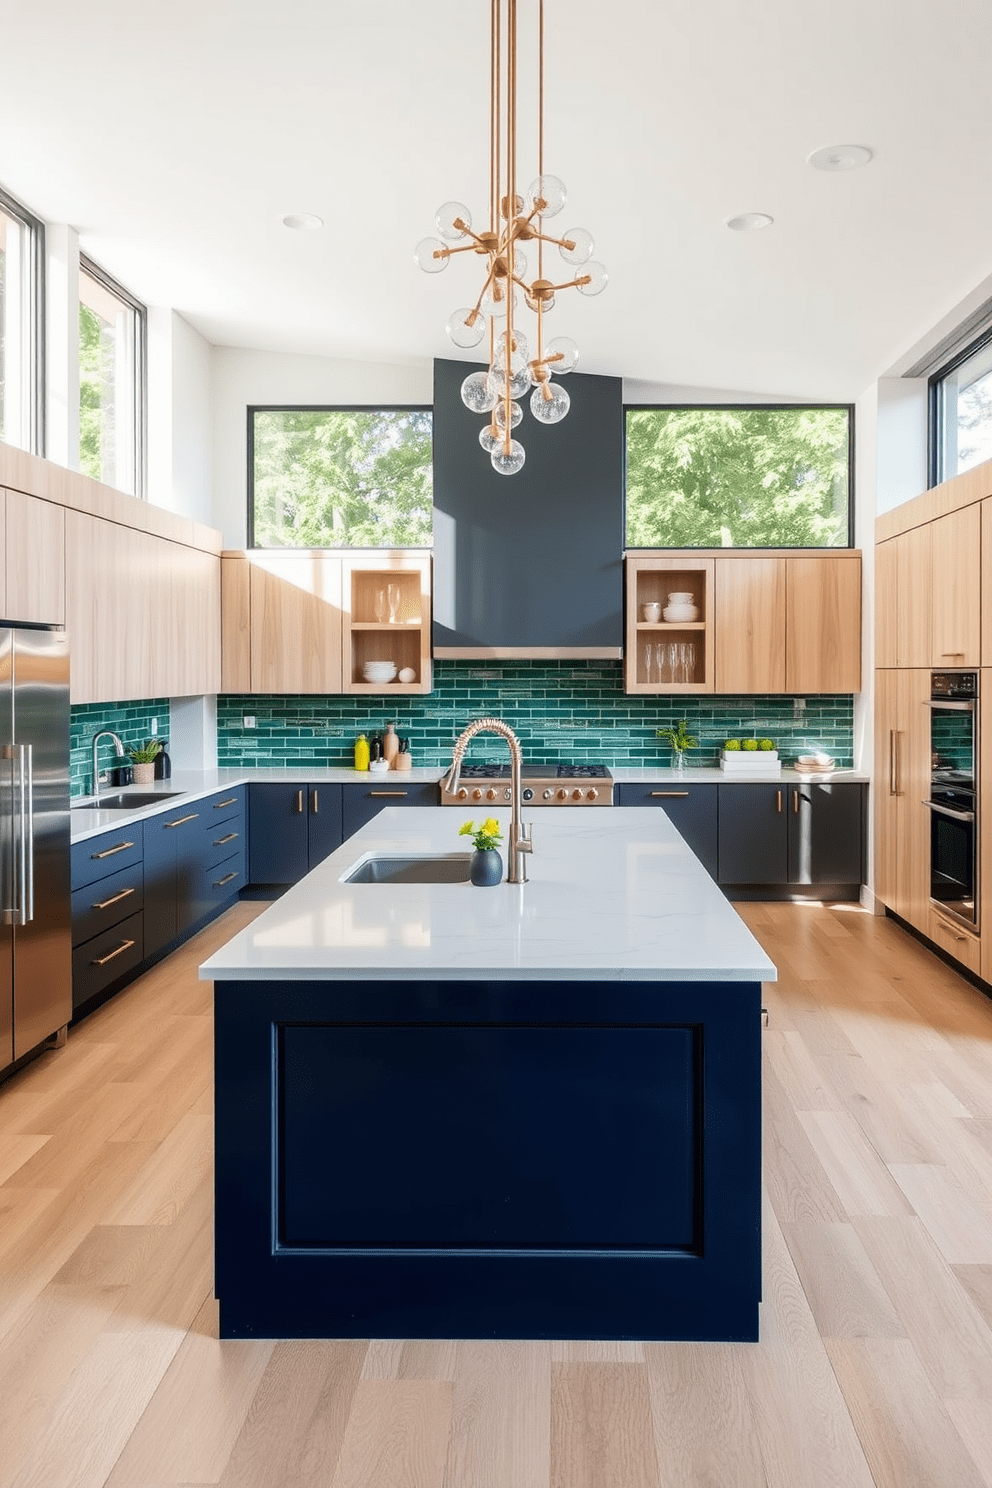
[656,719,698,773]
[459,816,504,886]
[127,739,163,784]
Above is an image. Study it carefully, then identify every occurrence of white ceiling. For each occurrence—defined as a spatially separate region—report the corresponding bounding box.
[4,0,992,399]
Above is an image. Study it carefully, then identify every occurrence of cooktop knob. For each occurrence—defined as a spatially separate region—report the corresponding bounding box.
[543,788,554,800]
[571,788,583,801]
[586,788,599,801]
[557,788,568,801]
[456,788,468,800]
[522,788,534,802]
[486,787,499,800]
[472,788,483,801]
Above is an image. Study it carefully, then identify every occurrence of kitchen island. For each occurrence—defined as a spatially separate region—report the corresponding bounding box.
[200,806,776,1341]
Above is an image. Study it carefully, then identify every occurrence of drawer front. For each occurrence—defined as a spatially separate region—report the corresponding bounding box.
[72,910,144,1010]
[204,848,247,908]
[71,823,144,890]
[929,909,981,975]
[203,788,245,827]
[71,860,144,946]
[617,782,719,880]
[203,819,246,867]
[342,781,439,840]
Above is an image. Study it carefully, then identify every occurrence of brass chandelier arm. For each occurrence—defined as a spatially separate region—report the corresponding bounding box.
[549,275,592,291]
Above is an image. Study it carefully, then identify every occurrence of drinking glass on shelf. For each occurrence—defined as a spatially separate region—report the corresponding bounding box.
[387,583,402,623]
[373,587,387,623]
[668,641,679,686]
[643,642,654,685]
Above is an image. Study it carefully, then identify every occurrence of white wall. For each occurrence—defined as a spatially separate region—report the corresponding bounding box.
[875,377,928,516]
[210,348,432,548]
[147,309,214,524]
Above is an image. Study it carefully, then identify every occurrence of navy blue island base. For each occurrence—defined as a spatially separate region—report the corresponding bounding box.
[214,974,762,1341]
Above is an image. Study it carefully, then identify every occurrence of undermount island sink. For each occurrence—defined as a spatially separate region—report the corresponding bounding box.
[73,791,184,810]
[343,853,472,885]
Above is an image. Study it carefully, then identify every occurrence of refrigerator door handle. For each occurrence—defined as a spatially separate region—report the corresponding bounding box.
[1,743,15,926]
[23,744,34,923]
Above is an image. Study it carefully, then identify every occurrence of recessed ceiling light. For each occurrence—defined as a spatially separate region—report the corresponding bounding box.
[726,212,774,232]
[807,144,874,172]
[281,213,324,230]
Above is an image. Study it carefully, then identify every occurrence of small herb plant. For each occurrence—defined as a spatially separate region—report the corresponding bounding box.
[656,720,698,752]
[459,817,503,852]
[743,739,758,752]
[758,738,776,751]
[724,738,741,751]
[127,739,163,764]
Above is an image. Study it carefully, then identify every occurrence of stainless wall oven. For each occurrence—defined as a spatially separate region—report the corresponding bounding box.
[926,671,978,930]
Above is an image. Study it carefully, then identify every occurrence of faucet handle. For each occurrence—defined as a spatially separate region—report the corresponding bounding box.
[519,822,534,854]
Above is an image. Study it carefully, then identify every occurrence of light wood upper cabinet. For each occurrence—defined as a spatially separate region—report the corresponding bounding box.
[930,505,980,666]
[342,554,432,693]
[875,526,931,669]
[786,555,861,693]
[714,557,786,693]
[249,554,342,695]
[221,557,252,692]
[3,488,65,625]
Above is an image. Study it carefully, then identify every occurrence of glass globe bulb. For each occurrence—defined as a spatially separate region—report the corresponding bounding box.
[494,399,523,430]
[577,260,608,296]
[481,284,517,319]
[461,370,498,414]
[491,439,526,476]
[509,245,528,279]
[435,201,472,241]
[527,174,567,217]
[479,423,500,453]
[487,365,530,401]
[446,307,486,349]
[492,328,528,372]
[414,236,449,274]
[544,335,579,374]
[525,290,555,314]
[530,381,571,425]
[559,226,594,265]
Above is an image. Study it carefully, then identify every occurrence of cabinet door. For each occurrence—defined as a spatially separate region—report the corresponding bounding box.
[5,489,65,624]
[143,817,178,957]
[788,782,864,886]
[874,668,901,908]
[249,555,342,694]
[714,558,786,693]
[930,506,981,666]
[896,526,932,669]
[616,783,718,879]
[248,784,310,884]
[785,556,861,693]
[307,785,343,867]
[874,669,930,927]
[342,782,439,841]
[166,542,221,697]
[221,557,252,691]
[718,785,789,885]
[874,540,899,669]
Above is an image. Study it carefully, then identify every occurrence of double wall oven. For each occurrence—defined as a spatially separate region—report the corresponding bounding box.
[926,671,979,930]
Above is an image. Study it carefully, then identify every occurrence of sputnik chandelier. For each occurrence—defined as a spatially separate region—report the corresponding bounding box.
[414,0,607,476]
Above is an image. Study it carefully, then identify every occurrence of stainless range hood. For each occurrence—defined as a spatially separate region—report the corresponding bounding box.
[431,358,623,659]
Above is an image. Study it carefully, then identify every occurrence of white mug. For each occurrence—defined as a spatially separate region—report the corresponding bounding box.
[642,602,661,622]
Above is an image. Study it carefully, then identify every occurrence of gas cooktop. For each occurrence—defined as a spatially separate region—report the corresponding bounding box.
[440,762,613,806]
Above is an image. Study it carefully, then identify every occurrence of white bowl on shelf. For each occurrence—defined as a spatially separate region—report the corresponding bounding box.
[662,604,699,623]
[362,661,397,683]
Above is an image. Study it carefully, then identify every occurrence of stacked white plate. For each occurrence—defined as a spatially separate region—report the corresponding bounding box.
[362,660,397,683]
[795,751,835,774]
[720,749,781,776]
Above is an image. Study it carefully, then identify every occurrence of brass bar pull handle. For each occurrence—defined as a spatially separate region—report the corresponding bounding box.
[889,730,896,795]
[650,791,689,798]
[213,797,238,809]
[896,731,903,797]
[93,887,135,911]
[164,813,200,828]
[311,789,319,813]
[370,791,408,798]
[214,832,238,845]
[776,790,783,813]
[214,871,238,887]
[793,788,800,814]
[92,841,135,859]
[941,652,965,658]
[92,938,136,967]
[295,790,304,813]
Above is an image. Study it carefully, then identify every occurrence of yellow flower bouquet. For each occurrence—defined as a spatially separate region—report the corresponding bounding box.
[459,817,503,852]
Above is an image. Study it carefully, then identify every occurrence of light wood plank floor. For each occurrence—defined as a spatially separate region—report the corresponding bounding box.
[2,899,992,1487]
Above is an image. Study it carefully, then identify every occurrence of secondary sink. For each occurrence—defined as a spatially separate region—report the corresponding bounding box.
[343,853,472,885]
[73,791,184,810]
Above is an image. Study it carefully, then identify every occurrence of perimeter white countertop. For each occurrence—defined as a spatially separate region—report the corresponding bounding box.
[199,805,777,985]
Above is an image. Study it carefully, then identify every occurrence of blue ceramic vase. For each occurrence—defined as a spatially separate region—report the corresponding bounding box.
[470,849,503,887]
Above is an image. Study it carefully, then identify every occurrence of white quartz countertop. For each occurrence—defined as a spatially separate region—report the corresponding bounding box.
[199,806,777,985]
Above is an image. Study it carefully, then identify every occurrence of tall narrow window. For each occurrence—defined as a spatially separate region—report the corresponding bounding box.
[78,257,145,495]
[0,188,43,453]
[931,331,992,484]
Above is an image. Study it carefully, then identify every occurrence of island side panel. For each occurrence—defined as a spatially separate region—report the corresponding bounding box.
[214,977,762,1341]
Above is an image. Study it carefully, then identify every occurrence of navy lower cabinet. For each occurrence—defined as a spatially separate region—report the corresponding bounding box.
[719,781,865,899]
[616,783,718,879]
[342,781,440,840]
[248,784,343,886]
[143,804,209,957]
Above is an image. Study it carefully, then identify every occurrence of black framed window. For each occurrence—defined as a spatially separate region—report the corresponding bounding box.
[929,329,992,487]
[249,406,433,548]
[625,405,853,548]
[0,184,44,455]
[78,255,146,496]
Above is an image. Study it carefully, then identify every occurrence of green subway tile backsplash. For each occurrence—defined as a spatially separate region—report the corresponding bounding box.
[217,662,853,770]
[70,699,170,796]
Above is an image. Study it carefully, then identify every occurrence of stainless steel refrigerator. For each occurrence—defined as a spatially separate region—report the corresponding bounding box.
[1,625,71,1072]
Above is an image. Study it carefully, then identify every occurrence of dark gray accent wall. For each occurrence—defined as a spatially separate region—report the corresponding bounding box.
[432,358,623,653]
